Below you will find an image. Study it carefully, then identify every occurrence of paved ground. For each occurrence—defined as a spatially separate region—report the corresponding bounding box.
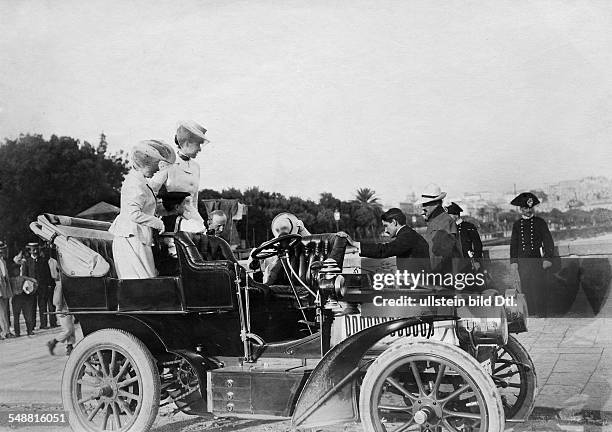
[0,317,611,431]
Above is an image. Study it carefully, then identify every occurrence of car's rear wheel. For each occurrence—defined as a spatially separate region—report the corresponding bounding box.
[493,335,537,419]
[359,340,505,432]
[62,329,160,432]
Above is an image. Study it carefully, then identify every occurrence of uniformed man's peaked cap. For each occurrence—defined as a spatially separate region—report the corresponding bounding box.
[446,202,463,215]
[510,192,540,208]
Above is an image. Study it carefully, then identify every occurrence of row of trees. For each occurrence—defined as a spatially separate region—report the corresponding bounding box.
[2,134,612,251]
[199,187,385,246]
[0,134,128,250]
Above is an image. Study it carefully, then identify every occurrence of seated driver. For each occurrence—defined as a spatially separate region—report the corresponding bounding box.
[249,213,310,285]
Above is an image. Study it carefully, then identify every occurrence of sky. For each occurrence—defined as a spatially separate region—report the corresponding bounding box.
[1,0,612,206]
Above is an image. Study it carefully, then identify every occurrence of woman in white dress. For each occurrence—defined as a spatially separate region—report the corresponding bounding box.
[149,120,210,212]
[109,140,175,279]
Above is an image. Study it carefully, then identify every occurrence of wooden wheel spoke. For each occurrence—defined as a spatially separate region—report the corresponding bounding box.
[409,362,425,396]
[378,404,411,412]
[96,351,108,377]
[117,397,134,418]
[77,378,100,387]
[386,377,417,402]
[77,394,97,404]
[109,350,117,377]
[115,360,131,380]
[118,389,139,401]
[112,402,121,429]
[84,361,102,379]
[101,403,110,430]
[507,382,522,388]
[440,384,471,404]
[430,364,446,398]
[442,408,481,420]
[496,370,519,379]
[86,400,104,421]
[395,419,416,432]
[118,376,139,389]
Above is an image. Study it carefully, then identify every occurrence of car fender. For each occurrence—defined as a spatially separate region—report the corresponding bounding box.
[291,315,455,429]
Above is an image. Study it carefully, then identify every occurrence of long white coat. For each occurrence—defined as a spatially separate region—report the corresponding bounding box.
[109,170,164,278]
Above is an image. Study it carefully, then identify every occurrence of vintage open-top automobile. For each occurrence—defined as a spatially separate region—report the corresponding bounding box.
[30,213,535,432]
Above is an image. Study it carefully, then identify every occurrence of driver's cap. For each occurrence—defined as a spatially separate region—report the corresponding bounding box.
[271,212,300,237]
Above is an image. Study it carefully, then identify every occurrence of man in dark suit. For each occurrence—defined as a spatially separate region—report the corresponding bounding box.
[18,243,55,329]
[338,208,430,274]
[510,192,555,316]
[446,202,483,272]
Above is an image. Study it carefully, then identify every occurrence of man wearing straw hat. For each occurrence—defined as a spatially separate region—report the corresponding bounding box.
[418,184,462,275]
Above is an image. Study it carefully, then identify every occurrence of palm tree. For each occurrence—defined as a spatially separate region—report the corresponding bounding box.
[353,188,383,240]
[354,188,382,207]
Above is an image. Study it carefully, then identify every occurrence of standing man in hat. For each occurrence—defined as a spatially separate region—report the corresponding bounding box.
[150,121,210,215]
[446,202,483,273]
[18,243,55,329]
[510,192,554,316]
[337,208,431,275]
[12,246,38,336]
[0,241,15,339]
[419,184,462,275]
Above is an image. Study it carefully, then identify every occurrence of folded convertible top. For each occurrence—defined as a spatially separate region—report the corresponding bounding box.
[30,214,111,277]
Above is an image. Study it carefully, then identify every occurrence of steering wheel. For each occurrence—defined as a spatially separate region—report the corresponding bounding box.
[251,234,302,260]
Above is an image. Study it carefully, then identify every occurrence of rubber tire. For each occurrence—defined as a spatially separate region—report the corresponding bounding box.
[496,335,537,420]
[359,339,505,432]
[62,329,161,432]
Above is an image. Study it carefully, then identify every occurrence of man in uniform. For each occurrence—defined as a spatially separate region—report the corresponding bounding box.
[337,208,430,275]
[419,185,462,275]
[446,202,483,272]
[510,192,554,316]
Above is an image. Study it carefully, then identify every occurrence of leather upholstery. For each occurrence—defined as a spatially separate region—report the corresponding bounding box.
[174,232,236,309]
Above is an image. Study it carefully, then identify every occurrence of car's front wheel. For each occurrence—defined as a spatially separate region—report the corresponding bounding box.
[359,339,505,432]
[62,329,160,432]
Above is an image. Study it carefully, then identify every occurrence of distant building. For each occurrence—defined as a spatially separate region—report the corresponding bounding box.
[399,192,417,215]
[544,176,612,210]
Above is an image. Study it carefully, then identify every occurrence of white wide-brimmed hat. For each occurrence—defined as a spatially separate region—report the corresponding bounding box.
[177,120,210,144]
[271,212,301,237]
[418,184,447,206]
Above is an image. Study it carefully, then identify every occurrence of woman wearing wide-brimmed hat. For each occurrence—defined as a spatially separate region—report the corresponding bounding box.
[149,121,210,213]
[110,140,175,279]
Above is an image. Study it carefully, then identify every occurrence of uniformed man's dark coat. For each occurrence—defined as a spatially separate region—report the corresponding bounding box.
[457,221,483,259]
[510,216,554,262]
